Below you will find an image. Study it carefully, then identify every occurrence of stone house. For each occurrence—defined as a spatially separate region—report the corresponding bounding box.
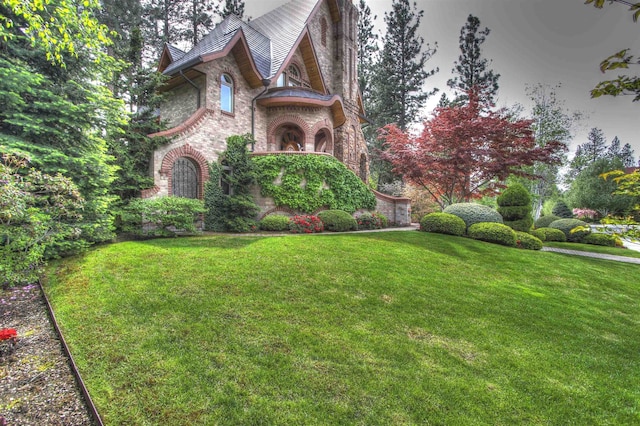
[145,0,410,224]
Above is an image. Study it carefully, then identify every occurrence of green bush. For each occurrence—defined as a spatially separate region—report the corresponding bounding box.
[317,210,357,232]
[120,197,206,238]
[515,231,543,250]
[374,212,389,229]
[356,212,383,230]
[534,215,560,229]
[552,200,573,218]
[419,213,466,236]
[537,227,567,242]
[582,233,621,247]
[443,203,503,231]
[258,214,291,232]
[529,229,546,241]
[467,222,517,247]
[497,184,533,232]
[497,183,531,207]
[548,218,590,242]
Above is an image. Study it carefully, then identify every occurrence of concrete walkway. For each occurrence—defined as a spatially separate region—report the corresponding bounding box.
[541,247,640,264]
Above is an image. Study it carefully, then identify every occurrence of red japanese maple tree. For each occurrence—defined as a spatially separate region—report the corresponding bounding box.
[380,90,566,209]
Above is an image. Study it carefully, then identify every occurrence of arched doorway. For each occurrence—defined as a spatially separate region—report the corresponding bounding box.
[172,157,199,198]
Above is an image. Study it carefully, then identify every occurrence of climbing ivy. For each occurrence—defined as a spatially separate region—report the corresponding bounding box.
[253,154,376,213]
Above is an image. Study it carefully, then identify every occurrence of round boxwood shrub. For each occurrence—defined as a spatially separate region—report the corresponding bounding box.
[419,212,466,236]
[534,214,560,229]
[529,229,546,241]
[515,231,543,250]
[317,209,357,232]
[443,203,503,231]
[537,227,567,242]
[548,218,590,242]
[467,222,517,247]
[582,233,621,247]
[258,214,291,231]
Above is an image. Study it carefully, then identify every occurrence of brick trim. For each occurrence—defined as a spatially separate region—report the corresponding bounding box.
[148,107,215,139]
[140,185,160,199]
[267,114,313,151]
[310,120,333,153]
[258,207,298,220]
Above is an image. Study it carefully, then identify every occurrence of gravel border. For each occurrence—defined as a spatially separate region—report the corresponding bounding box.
[0,284,94,425]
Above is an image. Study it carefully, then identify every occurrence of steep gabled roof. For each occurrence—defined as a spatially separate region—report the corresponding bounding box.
[161,14,271,79]
[249,0,319,78]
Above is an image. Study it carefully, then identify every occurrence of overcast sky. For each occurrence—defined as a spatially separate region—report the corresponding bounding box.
[245,0,640,159]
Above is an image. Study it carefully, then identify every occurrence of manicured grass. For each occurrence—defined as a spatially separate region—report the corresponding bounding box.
[545,241,640,258]
[45,232,640,425]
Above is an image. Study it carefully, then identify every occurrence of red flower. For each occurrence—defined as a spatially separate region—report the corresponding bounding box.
[0,328,17,341]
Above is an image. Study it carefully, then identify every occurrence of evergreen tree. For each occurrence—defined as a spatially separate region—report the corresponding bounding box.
[357,0,379,106]
[370,0,438,131]
[220,0,245,19]
[141,0,185,59]
[0,0,122,254]
[620,142,636,167]
[368,0,438,187]
[447,14,500,106]
[552,200,573,218]
[180,0,217,45]
[567,127,608,181]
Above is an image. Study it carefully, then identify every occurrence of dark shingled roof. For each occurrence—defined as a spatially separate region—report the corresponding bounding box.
[162,0,320,79]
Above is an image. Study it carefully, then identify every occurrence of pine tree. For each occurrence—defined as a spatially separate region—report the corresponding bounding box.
[447,14,500,106]
[368,0,438,187]
[370,0,438,131]
[567,127,608,182]
[620,143,636,167]
[141,0,185,58]
[220,0,245,19]
[180,0,217,45]
[357,0,379,106]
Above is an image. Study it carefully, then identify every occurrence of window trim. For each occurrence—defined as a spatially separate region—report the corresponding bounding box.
[220,73,234,114]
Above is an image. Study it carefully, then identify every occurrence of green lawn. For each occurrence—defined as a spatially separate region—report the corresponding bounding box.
[45,232,640,425]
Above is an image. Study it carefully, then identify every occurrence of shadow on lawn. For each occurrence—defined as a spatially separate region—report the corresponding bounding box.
[135,234,270,250]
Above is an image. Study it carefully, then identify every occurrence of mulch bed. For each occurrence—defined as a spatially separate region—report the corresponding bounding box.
[0,284,93,425]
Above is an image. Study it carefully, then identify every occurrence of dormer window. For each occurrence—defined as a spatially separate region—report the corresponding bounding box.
[276,65,304,87]
[220,73,234,113]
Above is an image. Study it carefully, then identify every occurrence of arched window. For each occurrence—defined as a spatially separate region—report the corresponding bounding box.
[172,157,199,198]
[276,65,303,87]
[220,73,234,113]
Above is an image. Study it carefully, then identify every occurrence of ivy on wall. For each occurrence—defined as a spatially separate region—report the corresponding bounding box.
[253,154,376,213]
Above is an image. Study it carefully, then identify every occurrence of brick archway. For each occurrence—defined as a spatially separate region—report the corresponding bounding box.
[267,114,312,151]
[160,144,209,198]
[310,120,333,154]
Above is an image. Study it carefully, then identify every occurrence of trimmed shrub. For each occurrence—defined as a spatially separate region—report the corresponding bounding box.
[582,233,621,247]
[534,215,560,229]
[548,218,590,242]
[529,229,546,241]
[317,210,357,232]
[443,203,503,231]
[289,215,324,234]
[419,213,466,236]
[467,222,517,247]
[515,231,543,250]
[356,212,383,230]
[537,227,567,242]
[552,200,573,218]
[497,184,533,232]
[259,214,291,232]
[120,197,206,238]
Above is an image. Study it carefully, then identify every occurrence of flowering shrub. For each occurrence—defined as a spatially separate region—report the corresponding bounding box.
[289,215,324,234]
[356,212,386,230]
[573,208,599,222]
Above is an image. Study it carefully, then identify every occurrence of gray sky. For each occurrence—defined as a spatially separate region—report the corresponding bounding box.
[246,0,640,159]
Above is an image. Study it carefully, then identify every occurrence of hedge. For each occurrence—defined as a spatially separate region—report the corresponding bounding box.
[317,210,357,232]
[443,203,503,230]
[419,213,466,236]
[467,222,517,247]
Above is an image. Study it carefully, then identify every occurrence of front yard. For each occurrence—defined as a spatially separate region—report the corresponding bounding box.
[44,232,640,425]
